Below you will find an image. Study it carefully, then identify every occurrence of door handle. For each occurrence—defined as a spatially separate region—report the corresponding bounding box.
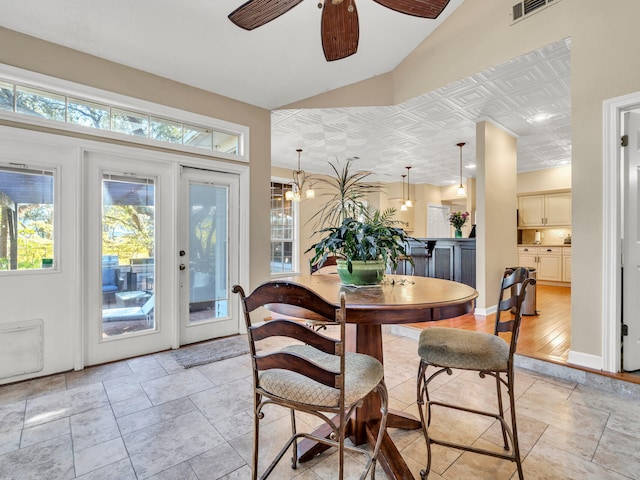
[179,264,186,270]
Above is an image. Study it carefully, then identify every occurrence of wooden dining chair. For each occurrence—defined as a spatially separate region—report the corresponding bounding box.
[415,267,534,480]
[233,281,389,480]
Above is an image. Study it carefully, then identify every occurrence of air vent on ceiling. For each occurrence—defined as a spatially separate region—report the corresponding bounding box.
[512,0,559,23]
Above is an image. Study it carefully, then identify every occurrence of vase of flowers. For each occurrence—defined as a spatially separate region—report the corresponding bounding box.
[449,211,469,238]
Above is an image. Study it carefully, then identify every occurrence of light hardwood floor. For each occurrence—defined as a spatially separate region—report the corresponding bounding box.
[409,284,640,385]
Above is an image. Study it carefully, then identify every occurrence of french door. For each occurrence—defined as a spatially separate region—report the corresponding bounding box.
[178,167,240,346]
[85,151,175,366]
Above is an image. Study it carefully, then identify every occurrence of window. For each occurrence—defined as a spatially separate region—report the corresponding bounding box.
[0,165,55,271]
[0,72,243,156]
[270,181,298,274]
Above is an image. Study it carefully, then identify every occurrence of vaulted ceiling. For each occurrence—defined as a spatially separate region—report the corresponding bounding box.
[0,0,571,185]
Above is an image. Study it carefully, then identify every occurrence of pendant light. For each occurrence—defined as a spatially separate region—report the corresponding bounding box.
[405,166,413,207]
[456,142,466,197]
[400,174,408,211]
[285,148,314,201]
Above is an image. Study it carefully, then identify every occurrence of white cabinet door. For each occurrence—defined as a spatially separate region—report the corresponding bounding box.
[518,195,545,227]
[544,192,571,226]
[518,253,538,270]
[537,247,563,281]
[562,248,571,282]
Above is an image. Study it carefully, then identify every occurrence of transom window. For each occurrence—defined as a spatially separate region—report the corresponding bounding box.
[0,78,240,154]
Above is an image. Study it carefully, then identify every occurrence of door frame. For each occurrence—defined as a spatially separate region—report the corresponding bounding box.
[603,91,640,373]
[178,166,242,345]
[81,142,250,367]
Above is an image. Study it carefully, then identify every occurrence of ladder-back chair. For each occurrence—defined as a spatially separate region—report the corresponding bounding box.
[233,281,389,480]
[416,267,534,479]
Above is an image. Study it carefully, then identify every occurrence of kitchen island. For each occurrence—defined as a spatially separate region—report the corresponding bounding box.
[400,238,476,288]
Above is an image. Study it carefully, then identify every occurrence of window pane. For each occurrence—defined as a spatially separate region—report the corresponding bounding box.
[68,97,110,129]
[0,81,13,112]
[0,166,55,271]
[101,176,155,337]
[112,108,149,137]
[150,117,182,143]
[183,124,213,150]
[270,181,296,274]
[212,131,240,154]
[16,86,65,121]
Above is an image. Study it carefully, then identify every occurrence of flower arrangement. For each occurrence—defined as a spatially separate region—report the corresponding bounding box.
[449,211,469,230]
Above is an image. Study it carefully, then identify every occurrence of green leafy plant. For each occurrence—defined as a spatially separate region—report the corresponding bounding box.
[307,208,413,273]
[306,157,382,232]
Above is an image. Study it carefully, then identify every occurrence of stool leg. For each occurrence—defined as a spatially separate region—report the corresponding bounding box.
[417,361,433,479]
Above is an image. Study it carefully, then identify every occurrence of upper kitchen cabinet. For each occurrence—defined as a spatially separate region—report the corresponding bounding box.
[518,191,571,227]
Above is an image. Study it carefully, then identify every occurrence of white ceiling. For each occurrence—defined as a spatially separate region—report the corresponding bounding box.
[0,0,572,185]
[273,39,572,185]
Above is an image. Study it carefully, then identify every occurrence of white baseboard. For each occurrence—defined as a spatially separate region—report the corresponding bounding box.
[474,304,496,316]
[567,350,603,370]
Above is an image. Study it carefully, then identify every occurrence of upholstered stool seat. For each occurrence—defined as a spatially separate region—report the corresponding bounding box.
[260,344,384,407]
[418,327,509,372]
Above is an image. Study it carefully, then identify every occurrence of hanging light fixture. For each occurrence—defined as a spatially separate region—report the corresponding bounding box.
[400,174,408,211]
[284,148,313,202]
[456,142,466,197]
[405,166,413,208]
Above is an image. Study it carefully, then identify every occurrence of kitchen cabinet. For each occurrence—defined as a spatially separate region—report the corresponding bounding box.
[562,247,571,282]
[518,192,571,227]
[517,246,566,282]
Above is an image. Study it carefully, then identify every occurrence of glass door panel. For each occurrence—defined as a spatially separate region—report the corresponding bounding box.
[188,182,228,323]
[101,176,156,338]
[180,167,239,345]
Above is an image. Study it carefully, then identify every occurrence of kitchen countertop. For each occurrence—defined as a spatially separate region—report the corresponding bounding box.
[518,243,571,247]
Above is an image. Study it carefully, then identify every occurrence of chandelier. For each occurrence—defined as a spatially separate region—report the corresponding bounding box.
[285,148,315,201]
[456,142,466,197]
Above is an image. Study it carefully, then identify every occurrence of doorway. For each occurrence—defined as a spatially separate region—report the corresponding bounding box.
[603,93,640,374]
[178,167,240,346]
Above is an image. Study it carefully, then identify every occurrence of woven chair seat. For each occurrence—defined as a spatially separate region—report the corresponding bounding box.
[259,344,384,407]
[418,327,510,372]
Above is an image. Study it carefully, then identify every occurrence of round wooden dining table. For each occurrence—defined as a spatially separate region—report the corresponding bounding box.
[271,274,478,480]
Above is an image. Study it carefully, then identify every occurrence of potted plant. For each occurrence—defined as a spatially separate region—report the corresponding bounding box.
[307,208,413,285]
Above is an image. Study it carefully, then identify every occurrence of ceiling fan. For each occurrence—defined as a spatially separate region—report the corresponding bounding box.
[228,0,451,62]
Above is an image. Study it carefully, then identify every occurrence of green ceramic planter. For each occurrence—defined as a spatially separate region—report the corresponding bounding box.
[336,259,385,285]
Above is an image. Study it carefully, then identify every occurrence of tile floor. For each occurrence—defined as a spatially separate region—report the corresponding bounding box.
[1,329,639,480]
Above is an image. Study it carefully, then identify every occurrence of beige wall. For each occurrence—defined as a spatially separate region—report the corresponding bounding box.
[518,165,572,194]
[0,27,272,289]
[288,0,640,363]
[476,121,519,309]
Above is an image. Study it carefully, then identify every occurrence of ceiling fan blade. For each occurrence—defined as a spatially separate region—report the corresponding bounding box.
[322,0,359,61]
[229,0,303,30]
[372,0,450,19]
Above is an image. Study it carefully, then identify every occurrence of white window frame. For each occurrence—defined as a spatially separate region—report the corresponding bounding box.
[270,177,300,277]
[0,64,249,163]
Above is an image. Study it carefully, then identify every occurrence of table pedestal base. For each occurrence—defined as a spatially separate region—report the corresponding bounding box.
[297,410,421,479]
